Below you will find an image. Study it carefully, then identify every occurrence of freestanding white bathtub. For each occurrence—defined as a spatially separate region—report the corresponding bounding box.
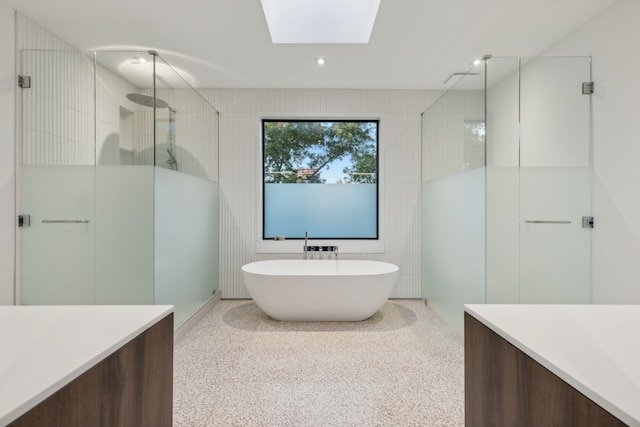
[241,259,399,321]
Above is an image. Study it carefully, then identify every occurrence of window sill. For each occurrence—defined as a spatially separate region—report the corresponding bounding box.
[256,239,384,254]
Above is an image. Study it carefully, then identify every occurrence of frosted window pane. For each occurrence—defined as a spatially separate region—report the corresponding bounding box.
[265,184,377,238]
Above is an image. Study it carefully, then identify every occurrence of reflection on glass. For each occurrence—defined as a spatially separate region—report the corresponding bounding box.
[464,121,486,172]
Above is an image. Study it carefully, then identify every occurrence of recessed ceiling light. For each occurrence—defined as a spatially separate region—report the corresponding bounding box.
[261,0,381,44]
[316,57,326,65]
[473,59,482,66]
[130,56,148,64]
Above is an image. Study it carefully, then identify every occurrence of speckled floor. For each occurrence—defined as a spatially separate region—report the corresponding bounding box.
[173,299,464,426]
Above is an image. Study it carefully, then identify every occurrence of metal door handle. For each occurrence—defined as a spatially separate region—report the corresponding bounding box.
[525,220,571,224]
[41,220,90,223]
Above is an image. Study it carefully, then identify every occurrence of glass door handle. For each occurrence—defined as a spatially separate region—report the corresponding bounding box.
[41,219,90,223]
[524,220,571,224]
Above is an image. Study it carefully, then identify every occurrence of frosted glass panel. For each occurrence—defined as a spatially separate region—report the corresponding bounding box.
[95,166,154,304]
[421,168,486,336]
[485,166,520,304]
[264,184,376,238]
[154,167,219,326]
[21,166,95,304]
[211,182,219,294]
[519,168,591,303]
[421,67,486,336]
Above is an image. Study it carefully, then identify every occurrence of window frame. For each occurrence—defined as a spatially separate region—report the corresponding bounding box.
[257,115,384,253]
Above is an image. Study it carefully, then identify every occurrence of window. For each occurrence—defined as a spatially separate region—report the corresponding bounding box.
[262,119,379,240]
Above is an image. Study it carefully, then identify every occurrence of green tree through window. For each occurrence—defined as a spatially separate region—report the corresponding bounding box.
[263,120,378,184]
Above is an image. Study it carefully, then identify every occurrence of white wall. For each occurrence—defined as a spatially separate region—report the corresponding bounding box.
[544,0,640,303]
[0,1,15,304]
[203,89,439,298]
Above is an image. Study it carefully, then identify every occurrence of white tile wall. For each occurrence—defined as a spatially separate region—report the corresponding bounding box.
[17,13,77,51]
[151,87,219,180]
[16,18,219,177]
[95,61,140,165]
[21,50,94,166]
[201,89,440,298]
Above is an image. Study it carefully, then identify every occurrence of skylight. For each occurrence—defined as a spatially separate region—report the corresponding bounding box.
[260,0,381,44]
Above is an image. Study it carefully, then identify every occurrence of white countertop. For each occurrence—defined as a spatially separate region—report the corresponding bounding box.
[465,304,640,427]
[0,305,173,426]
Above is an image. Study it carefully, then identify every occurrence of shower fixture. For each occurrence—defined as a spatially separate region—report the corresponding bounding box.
[126,93,178,171]
[126,93,169,109]
[444,72,479,85]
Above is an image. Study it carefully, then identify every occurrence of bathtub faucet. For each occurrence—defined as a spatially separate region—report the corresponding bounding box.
[304,231,309,259]
[303,231,338,258]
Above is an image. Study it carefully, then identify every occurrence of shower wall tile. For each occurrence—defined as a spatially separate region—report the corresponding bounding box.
[17,16,219,179]
[17,13,77,51]
[201,88,440,299]
[18,17,94,166]
[95,63,138,166]
[152,87,219,179]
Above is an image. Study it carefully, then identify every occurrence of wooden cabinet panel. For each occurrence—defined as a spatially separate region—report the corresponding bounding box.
[9,313,173,427]
[465,313,625,427]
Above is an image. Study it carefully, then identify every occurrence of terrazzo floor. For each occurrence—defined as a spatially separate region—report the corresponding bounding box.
[173,299,465,426]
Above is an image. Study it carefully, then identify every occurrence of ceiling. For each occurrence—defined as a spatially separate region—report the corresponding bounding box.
[6,0,617,89]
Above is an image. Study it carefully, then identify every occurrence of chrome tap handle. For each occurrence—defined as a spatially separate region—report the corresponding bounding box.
[303,231,309,259]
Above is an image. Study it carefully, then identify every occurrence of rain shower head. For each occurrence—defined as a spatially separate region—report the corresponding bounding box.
[127,92,179,171]
[126,93,170,110]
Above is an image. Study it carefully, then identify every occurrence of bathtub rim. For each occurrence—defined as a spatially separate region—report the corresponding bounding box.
[241,259,399,276]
